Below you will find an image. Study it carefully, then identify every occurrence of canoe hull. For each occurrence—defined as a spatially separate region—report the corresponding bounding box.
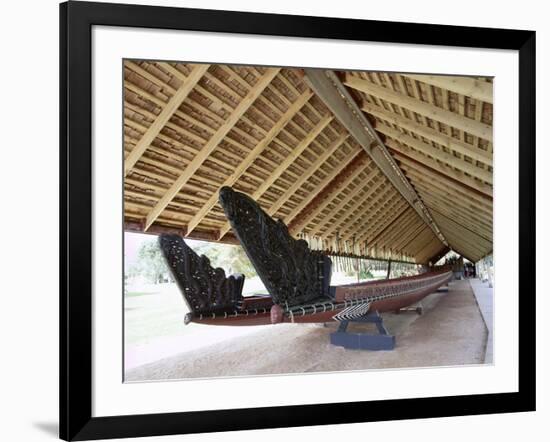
[191,271,451,326]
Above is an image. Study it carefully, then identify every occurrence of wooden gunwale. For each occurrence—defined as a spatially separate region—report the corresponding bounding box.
[189,270,452,326]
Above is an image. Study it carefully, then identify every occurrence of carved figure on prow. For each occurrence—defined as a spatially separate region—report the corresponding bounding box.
[158,234,245,323]
[218,186,332,308]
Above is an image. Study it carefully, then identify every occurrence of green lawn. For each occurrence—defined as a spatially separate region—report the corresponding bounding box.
[124,284,188,346]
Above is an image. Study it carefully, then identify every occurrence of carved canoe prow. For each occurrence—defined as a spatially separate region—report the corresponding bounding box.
[219,186,332,308]
[159,187,452,327]
[158,234,245,321]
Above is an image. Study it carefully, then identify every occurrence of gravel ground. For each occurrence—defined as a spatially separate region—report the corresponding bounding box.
[125,279,487,382]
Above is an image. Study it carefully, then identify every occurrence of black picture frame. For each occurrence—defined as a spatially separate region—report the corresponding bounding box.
[60,1,536,440]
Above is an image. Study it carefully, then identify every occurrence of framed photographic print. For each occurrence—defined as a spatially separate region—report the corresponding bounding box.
[60,1,535,440]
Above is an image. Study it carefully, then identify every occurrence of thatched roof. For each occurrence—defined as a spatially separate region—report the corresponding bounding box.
[123,61,492,263]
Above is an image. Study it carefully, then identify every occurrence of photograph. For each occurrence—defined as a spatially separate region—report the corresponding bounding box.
[56,1,537,439]
[1,0,544,440]
[122,61,494,382]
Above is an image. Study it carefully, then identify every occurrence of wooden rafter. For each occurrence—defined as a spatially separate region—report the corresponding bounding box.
[429,220,491,257]
[268,134,349,218]
[362,103,492,166]
[373,209,420,249]
[388,141,493,197]
[339,187,398,241]
[123,64,493,263]
[433,222,488,258]
[344,74,493,141]
[283,148,363,226]
[426,205,492,244]
[422,205,492,243]
[217,114,333,239]
[375,124,492,184]
[395,222,428,252]
[375,212,423,252]
[308,169,378,237]
[382,216,426,252]
[404,228,433,257]
[321,176,385,240]
[124,64,211,176]
[414,184,493,227]
[143,68,280,231]
[404,169,493,216]
[415,237,448,263]
[184,89,313,235]
[398,158,492,204]
[424,245,451,266]
[356,198,410,244]
[415,198,492,241]
[349,191,405,243]
[404,74,493,104]
[368,206,412,246]
[408,229,439,259]
[420,191,493,232]
[306,69,448,246]
[289,155,369,235]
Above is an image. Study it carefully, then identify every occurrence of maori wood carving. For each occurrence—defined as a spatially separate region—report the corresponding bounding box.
[219,186,332,307]
[159,234,245,315]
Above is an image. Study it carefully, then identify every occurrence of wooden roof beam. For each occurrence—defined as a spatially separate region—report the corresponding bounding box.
[430,216,491,253]
[320,176,386,240]
[395,223,429,252]
[397,158,492,204]
[420,193,493,236]
[268,134,349,218]
[376,124,492,184]
[428,206,493,246]
[368,206,412,247]
[378,214,426,253]
[308,168,378,237]
[387,140,493,197]
[304,69,448,247]
[411,176,493,219]
[404,169,493,215]
[415,237,449,264]
[424,246,452,266]
[334,186,398,241]
[288,155,369,235]
[184,89,313,236]
[408,229,440,259]
[351,193,406,242]
[283,148,363,227]
[218,114,334,239]
[414,183,493,227]
[143,68,280,231]
[416,200,492,241]
[374,210,422,250]
[362,103,492,166]
[404,74,493,104]
[355,198,409,244]
[433,224,488,259]
[344,74,493,141]
[124,64,211,176]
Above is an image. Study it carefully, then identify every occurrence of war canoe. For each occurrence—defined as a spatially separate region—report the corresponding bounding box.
[158,187,452,326]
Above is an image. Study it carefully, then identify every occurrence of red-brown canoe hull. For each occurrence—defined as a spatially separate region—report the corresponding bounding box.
[191,272,450,326]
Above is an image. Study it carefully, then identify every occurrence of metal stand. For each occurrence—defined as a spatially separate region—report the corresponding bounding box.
[330,311,395,350]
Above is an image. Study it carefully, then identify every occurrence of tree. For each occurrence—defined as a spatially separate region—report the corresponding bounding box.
[192,242,257,278]
[132,239,169,284]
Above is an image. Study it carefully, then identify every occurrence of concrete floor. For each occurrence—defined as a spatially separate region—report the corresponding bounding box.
[126,279,488,382]
[468,278,494,363]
